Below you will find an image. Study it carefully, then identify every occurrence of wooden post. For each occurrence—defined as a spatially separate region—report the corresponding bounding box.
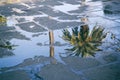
[49,30,54,45]
[49,30,54,57]
[50,45,54,57]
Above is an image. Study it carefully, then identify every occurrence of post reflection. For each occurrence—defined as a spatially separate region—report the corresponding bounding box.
[49,30,54,46]
[50,45,54,57]
[49,30,56,64]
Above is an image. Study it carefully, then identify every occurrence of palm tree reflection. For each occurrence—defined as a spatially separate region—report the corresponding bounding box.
[0,39,13,49]
[0,39,14,58]
[0,15,7,26]
[62,25,107,57]
[0,15,16,58]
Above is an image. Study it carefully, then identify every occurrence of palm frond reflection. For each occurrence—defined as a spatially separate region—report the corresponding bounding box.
[62,25,107,57]
[0,39,14,50]
[0,15,7,26]
[0,39,15,58]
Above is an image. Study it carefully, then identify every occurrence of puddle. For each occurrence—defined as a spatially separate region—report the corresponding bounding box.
[0,27,68,68]
[0,0,120,80]
[0,20,117,68]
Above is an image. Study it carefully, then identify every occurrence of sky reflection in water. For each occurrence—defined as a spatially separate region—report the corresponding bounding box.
[0,0,120,68]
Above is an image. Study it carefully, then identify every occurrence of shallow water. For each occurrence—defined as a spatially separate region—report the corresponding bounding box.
[0,0,120,72]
